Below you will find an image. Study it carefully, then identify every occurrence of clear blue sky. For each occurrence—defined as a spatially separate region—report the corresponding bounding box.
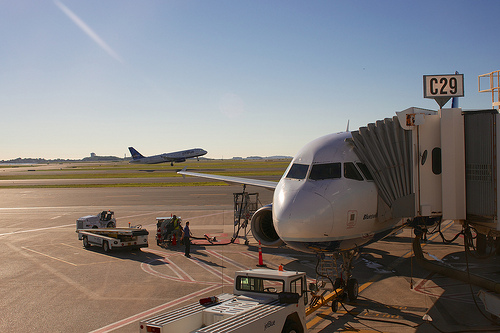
[1,0,499,160]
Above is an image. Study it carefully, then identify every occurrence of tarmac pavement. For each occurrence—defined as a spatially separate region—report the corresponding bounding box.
[1,185,500,332]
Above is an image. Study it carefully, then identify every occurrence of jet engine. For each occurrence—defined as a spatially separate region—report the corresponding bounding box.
[250,204,284,247]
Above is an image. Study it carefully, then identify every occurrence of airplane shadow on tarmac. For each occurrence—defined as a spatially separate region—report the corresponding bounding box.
[317,297,430,332]
[349,240,500,332]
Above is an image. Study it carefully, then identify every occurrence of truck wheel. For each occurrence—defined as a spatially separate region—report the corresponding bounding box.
[103,241,110,253]
[347,278,358,301]
[107,222,114,228]
[83,236,91,249]
[282,320,301,333]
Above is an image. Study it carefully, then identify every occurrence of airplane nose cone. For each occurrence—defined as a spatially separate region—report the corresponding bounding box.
[273,182,334,241]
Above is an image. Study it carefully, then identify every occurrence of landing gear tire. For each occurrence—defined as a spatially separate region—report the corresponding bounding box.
[476,233,487,255]
[333,277,342,290]
[83,236,90,249]
[103,241,110,253]
[347,278,358,301]
[331,300,339,312]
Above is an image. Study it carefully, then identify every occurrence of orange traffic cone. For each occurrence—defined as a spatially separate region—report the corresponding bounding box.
[257,240,266,267]
[172,233,177,246]
[278,264,283,271]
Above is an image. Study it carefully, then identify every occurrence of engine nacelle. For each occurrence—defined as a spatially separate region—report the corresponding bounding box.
[250,204,284,247]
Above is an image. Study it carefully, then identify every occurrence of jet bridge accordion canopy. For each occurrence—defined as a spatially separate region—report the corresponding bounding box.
[348,116,414,218]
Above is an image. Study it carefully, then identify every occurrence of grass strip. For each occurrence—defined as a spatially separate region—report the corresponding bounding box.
[0,182,229,189]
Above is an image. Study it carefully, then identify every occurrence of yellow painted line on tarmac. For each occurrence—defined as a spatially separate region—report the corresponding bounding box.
[22,246,78,266]
[25,242,123,266]
[191,193,227,196]
[61,242,86,250]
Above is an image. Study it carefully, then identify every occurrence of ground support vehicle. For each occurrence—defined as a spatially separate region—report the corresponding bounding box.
[155,216,182,246]
[76,210,116,229]
[139,269,308,333]
[77,227,149,252]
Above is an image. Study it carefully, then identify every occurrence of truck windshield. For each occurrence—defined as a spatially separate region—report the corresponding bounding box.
[236,276,284,294]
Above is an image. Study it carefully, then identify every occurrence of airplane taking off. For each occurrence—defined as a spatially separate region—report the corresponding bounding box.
[179,130,406,300]
[129,147,207,166]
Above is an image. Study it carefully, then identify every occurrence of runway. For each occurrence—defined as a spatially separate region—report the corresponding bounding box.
[1,172,499,332]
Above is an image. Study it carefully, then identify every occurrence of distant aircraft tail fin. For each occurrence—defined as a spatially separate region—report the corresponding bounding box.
[128,147,144,160]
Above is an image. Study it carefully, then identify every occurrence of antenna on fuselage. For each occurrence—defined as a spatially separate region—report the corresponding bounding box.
[346,120,350,132]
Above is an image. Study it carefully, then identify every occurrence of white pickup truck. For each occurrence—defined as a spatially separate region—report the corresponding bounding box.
[76,210,116,229]
[139,269,308,333]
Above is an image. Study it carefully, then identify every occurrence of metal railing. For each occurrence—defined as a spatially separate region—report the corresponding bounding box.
[479,70,500,109]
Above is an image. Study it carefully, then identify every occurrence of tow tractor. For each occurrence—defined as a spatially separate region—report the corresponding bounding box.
[76,210,116,229]
[139,269,308,333]
[76,217,149,252]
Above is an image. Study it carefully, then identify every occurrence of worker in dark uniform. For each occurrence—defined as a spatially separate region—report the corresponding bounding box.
[183,221,192,258]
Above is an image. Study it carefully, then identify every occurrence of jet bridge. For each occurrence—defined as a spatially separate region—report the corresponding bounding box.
[348,113,415,220]
[350,107,500,236]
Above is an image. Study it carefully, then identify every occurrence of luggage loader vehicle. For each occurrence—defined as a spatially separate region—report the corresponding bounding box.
[77,225,149,253]
[139,269,308,333]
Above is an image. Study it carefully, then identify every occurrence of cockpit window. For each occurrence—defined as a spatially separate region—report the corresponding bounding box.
[344,162,363,181]
[309,163,341,180]
[356,162,374,181]
[286,163,309,179]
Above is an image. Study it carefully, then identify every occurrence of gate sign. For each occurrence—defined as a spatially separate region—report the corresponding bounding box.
[423,74,464,98]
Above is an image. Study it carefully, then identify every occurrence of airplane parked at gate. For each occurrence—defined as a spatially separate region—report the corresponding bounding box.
[179,129,408,300]
[129,147,207,166]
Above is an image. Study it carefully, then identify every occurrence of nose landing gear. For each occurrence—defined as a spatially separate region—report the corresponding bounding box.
[309,250,360,312]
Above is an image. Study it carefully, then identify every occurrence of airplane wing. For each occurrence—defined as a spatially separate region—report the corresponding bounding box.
[178,167,278,190]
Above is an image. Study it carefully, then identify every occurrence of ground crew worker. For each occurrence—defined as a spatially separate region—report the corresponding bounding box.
[172,215,181,244]
[183,221,192,258]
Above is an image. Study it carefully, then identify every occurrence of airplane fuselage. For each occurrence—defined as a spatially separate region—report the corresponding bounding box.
[178,131,403,254]
[129,148,207,165]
